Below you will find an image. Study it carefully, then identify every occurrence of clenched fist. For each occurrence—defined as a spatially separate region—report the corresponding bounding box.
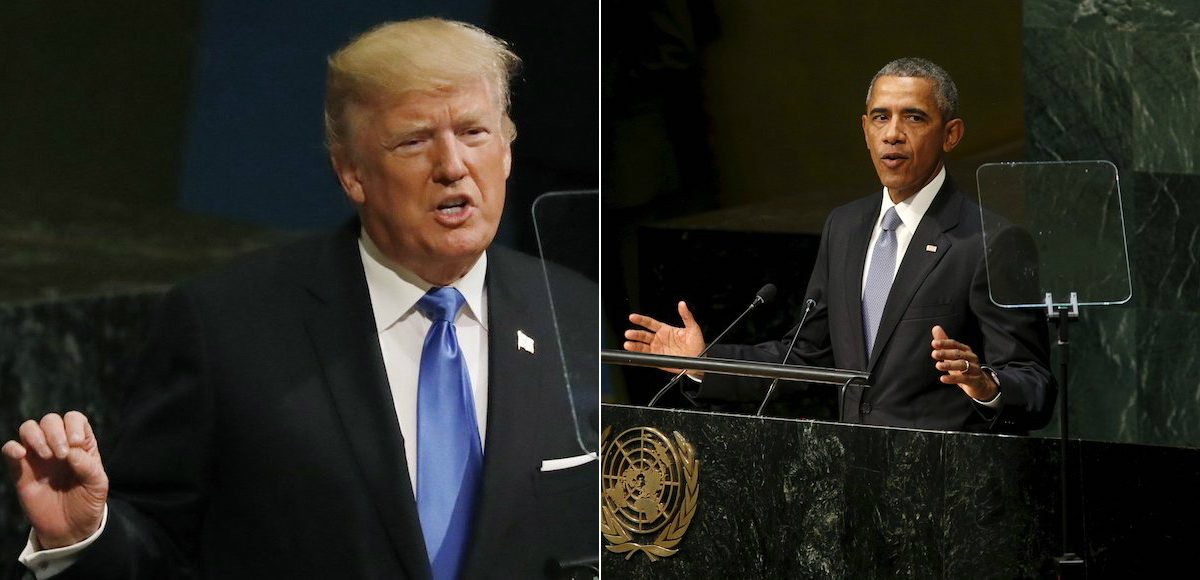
[3,411,109,549]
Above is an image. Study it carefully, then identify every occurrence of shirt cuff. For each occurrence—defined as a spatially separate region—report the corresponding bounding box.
[973,366,1002,409]
[18,503,109,579]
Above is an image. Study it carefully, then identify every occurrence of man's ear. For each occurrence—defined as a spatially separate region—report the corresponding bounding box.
[502,115,515,179]
[943,118,965,153]
[503,140,512,179]
[331,148,366,206]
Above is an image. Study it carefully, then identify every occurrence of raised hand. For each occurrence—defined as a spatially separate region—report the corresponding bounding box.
[930,325,998,402]
[624,301,707,374]
[2,411,109,549]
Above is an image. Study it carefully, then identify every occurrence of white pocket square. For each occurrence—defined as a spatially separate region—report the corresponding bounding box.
[539,452,598,471]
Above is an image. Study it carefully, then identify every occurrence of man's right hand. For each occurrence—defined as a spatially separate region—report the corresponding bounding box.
[2,411,109,549]
[624,301,707,377]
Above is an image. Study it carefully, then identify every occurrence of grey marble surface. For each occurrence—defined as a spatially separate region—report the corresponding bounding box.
[941,434,1059,579]
[602,404,1200,578]
[0,186,291,559]
[0,291,164,562]
[1043,307,1139,442]
[0,188,291,303]
[1025,0,1200,32]
[1025,29,1133,165]
[1130,172,1200,311]
[1131,33,1200,174]
[601,405,1060,579]
[1136,307,1200,445]
[1024,0,1200,448]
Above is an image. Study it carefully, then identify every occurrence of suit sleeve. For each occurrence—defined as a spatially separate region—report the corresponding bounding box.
[970,232,1057,433]
[56,288,214,579]
[695,213,837,402]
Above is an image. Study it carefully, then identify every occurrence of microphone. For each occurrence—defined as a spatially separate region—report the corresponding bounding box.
[545,555,598,579]
[755,291,821,416]
[647,283,776,408]
[750,283,776,306]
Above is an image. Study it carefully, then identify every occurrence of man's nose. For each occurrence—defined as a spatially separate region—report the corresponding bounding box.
[431,135,469,185]
[882,118,904,144]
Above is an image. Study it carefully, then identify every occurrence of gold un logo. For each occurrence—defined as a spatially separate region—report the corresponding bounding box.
[601,426,699,561]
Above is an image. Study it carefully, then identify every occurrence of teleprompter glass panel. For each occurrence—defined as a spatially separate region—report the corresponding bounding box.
[532,190,599,454]
[976,161,1132,309]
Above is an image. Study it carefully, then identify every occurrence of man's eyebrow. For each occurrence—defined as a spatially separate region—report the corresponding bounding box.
[375,127,424,150]
[453,108,492,126]
[386,118,434,135]
[868,106,932,117]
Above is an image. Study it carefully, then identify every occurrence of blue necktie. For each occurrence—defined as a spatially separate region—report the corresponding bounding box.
[862,207,903,359]
[416,287,482,580]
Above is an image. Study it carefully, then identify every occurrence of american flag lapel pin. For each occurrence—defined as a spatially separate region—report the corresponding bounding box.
[517,330,535,354]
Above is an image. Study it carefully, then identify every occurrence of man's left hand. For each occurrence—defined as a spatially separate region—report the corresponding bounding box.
[930,325,998,402]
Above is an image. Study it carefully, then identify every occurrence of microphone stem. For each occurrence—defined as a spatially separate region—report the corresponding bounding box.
[700,297,763,356]
[647,298,764,408]
[755,301,814,416]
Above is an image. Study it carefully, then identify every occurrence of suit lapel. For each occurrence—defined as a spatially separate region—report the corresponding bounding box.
[301,222,431,580]
[867,181,961,372]
[463,247,549,574]
[842,200,879,371]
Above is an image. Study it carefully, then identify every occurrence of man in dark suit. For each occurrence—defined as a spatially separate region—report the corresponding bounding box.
[3,19,596,579]
[624,58,1054,433]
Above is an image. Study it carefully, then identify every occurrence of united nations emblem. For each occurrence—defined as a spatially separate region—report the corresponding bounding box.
[600,426,699,561]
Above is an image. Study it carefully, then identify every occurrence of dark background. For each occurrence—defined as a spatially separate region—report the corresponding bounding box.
[602,0,1024,410]
[1,0,597,301]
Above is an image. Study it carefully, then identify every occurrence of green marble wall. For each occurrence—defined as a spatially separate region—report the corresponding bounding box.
[1025,0,1200,446]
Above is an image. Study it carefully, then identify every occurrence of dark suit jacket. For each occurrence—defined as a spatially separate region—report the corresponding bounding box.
[46,221,596,579]
[703,178,1055,433]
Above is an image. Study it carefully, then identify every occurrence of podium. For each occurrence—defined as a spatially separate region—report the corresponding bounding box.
[601,404,1200,578]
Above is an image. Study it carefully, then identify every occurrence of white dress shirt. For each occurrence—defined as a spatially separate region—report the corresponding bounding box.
[358,231,489,494]
[858,167,1001,407]
[17,506,108,579]
[860,167,945,296]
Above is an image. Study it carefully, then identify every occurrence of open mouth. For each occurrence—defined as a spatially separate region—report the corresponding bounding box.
[436,197,470,216]
[433,196,474,225]
[881,153,908,169]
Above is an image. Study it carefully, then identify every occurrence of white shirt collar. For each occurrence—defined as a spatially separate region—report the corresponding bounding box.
[358,230,488,333]
[879,166,946,230]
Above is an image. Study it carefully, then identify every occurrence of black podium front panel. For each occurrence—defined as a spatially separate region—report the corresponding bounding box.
[601,404,1200,578]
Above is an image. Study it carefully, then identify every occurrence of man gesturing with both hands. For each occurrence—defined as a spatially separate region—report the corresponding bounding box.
[626,58,1054,433]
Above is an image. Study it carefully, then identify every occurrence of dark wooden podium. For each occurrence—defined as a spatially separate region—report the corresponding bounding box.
[601,403,1200,578]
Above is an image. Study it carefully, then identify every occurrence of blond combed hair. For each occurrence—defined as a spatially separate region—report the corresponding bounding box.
[324,18,521,153]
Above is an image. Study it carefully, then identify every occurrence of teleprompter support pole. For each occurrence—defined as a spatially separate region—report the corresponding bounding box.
[1048,292,1084,577]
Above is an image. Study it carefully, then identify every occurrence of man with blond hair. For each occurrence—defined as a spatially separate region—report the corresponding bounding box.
[5,19,595,579]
